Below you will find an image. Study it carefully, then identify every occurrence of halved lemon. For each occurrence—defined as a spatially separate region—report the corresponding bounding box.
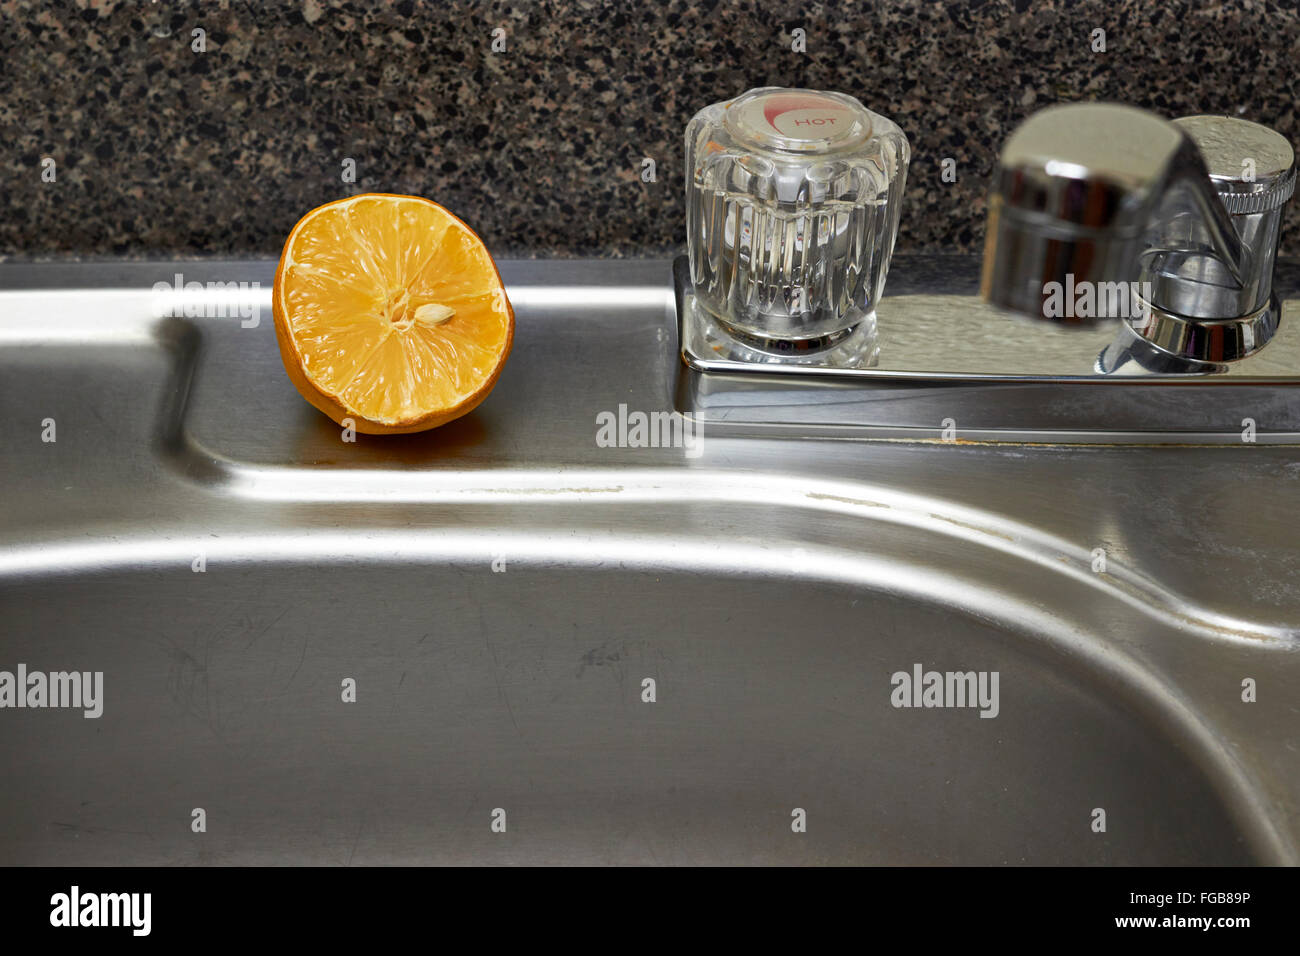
[273,193,514,434]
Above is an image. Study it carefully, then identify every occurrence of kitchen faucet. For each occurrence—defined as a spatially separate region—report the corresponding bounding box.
[676,94,1300,407]
[981,103,1295,363]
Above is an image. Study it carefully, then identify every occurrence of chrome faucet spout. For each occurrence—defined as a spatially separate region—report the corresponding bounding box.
[1165,158,1251,290]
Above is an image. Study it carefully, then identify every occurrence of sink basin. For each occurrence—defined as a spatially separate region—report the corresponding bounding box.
[1,257,1297,865]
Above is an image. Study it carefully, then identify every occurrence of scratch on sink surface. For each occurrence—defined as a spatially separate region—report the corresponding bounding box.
[389,671,407,717]
[50,820,154,839]
[927,512,1019,543]
[346,816,365,868]
[167,646,223,738]
[285,632,309,690]
[464,486,625,495]
[805,491,889,508]
[246,606,290,649]
[476,603,520,734]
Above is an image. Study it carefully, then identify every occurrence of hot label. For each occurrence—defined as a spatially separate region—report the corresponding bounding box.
[757,94,850,138]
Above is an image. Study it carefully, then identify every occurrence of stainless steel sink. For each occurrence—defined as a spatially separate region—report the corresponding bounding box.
[2,257,1298,865]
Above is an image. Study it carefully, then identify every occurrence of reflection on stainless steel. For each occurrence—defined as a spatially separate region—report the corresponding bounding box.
[2,258,1299,865]
[983,104,1295,363]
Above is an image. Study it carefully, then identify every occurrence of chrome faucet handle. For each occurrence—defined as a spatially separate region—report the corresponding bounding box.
[1177,115,1298,219]
[981,103,1295,362]
[1133,115,1295,360]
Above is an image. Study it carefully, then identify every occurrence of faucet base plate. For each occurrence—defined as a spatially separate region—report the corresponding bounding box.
[677,257,1300,384]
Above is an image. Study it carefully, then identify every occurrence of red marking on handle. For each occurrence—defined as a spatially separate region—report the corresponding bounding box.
[762,93,838,129]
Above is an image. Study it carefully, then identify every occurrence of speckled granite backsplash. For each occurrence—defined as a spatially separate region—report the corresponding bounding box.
[2,0,1298,259]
